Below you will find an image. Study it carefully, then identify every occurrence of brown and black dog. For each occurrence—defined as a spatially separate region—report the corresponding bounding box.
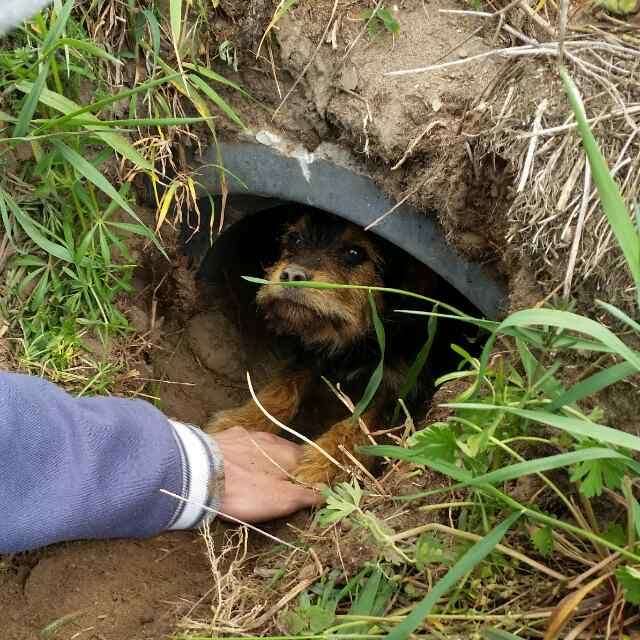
[204,211,453,485]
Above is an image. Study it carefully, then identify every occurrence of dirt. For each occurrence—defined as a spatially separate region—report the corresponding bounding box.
[211,0,517,274]
[4,0,635,637]
[2,534,210,640]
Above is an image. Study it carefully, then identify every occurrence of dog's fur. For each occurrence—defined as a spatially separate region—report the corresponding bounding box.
[205,213,438,484]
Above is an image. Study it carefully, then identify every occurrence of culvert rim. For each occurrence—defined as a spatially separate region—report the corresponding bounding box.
[192,140,507,319]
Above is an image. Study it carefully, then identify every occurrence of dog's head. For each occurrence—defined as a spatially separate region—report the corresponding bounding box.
[256,214,384,352]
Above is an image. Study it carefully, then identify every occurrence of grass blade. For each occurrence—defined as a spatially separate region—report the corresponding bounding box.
[29,72,182,133]
[549,361,637,411]
[184,62,255,99]
[1,188,72,261]
[16,83,152,171]
[468,448,630,486]
[14,0,75,137]
[188,74,247,130]
[142,9,161,61]
[52,141,163,254]
[495,308,640,371]
[50,38,123,66]
[353,291,385,420]
[560,67,640,304]
[360,444,473,482]
[385,512,522,640]
[396,310,438,411]
[14,61,50,138]
[596,299,640,334]
[446,403,640,453]
[169,0,189,94]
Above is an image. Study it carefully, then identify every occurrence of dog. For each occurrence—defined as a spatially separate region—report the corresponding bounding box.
[204,211,444,485]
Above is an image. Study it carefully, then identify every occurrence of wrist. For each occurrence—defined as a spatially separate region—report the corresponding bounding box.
[166,420,225,530]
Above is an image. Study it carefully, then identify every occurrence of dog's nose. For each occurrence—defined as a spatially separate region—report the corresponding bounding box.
[280,265,311,282]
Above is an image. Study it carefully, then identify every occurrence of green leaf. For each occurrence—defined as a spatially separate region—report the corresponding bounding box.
[530,525,554,557]
[1,188,72,262]
[570,456,627,497]
[14,61,51,138]
[14,0,75,137]
[362,443,473,483]
[497,308,640,371]
[184,62,254,99]
[353,291,386,421]
[347,568,395,634]
[560,67,640,305]
[397,311,437,410]
[622,477,640,539]
[549,361,637,411]
[53,141,136,215]
[602,523,626,547]
[597,299,640,334]
[30,72,181,134]
[445,403,640,454]
[142,9,161,60]
[307,605,335,633]
[471,448,630,488]
[170,0,183,55]
[15,84,152,171]
[384,512,522,640]
[415,533,455,569]
[317,481,362,526]
[51,141,163,254]
[616,566,640,605]
[409,424,458,464]
[188,74,247,130]
[49,38,123,66]
[363,6,400,36]
[349,568,383,616]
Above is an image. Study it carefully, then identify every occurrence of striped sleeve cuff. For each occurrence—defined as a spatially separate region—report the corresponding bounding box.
[166,420,225,530]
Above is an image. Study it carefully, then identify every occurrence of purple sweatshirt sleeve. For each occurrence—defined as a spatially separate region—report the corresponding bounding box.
[0,372,222,554]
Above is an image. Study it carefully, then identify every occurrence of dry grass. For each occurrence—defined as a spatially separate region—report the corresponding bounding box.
[467,2,640,311]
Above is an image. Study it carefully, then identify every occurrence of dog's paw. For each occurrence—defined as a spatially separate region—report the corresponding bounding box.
[203,409,238,435]
[294,446,340,487]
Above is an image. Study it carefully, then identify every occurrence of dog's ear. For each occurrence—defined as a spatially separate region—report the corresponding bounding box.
[400,261,439,299]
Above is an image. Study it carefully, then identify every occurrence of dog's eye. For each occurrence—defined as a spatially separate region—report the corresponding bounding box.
[285,233,304,250]
[344,245,366,265]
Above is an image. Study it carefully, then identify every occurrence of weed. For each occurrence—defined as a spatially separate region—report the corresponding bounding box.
[238,66,640,638]
[361,6,400,39]
[0,0,246,393]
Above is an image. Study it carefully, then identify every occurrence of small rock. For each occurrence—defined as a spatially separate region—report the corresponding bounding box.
[459,231,488,253]
[340,65,359,92]
[127,306,150,333]
[186,311,247,382]
[14,142,32,162]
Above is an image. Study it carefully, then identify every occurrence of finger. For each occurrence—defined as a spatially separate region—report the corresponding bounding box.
[219,473,324,523]
[287,482,326,509]
[248,432,305,473]
[210,429,302,476]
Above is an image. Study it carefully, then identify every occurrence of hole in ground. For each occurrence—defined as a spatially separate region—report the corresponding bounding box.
[173,200,487,443]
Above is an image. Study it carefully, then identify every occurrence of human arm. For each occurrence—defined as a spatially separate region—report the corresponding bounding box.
[0,372,320,554]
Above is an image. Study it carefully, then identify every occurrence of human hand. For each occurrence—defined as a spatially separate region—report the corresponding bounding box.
[211,427,325,523]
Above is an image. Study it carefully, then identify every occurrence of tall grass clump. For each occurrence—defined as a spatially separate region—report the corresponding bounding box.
[0,0,246,392]
[235,67,640,639]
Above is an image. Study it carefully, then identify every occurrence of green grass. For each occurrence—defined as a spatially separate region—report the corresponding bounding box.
[0,0,246,393]
[3,3,640,638]
[239,66,640,639]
